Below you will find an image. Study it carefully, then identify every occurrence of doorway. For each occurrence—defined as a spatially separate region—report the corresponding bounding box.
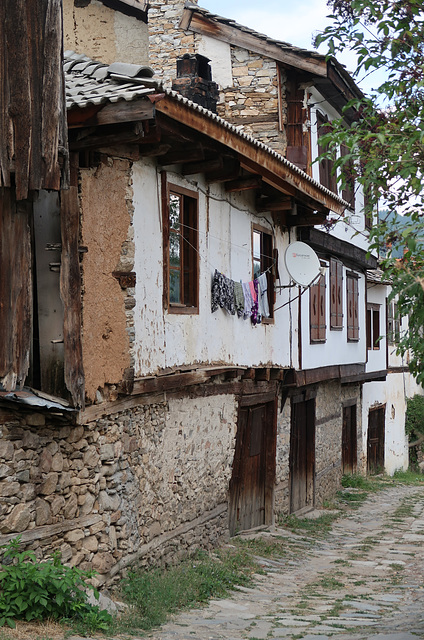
[367,405,385,473]
[342,401,357,474]
[289,396,315,513]
[229,397,277,535]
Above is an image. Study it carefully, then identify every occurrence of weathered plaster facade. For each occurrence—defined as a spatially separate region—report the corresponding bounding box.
[80,158,134,401]
[63,0,149,65]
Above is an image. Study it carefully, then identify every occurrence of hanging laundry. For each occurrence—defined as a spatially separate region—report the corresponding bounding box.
[233,281,245,318]
[211,269,236,315]
[257,273,270,318]
[251,279,261,325]
[242,282,254,319]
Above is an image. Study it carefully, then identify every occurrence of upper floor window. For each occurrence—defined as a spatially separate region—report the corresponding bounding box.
[366,303,381,350]
[387,300,400,345]
[340,144,356,211]
[330,258,343,330]
[252,225,274,320]
[346,272,359,342]
[317,111,337,194]
[162,177,199,314]
[310,273,326,343]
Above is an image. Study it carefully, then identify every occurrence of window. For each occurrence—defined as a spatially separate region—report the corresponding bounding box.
[330,258,343,330]
[346,273,359,341]
[317,111,337,194]
[310,273,326,342]
[366,303,380,350]
[387,300,400,345]
[252,225,274,320]
[162,177,198,313]
[340,144,355,211]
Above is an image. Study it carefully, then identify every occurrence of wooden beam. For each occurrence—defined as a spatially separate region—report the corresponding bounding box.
[160,145,204,166]
[256,197,293,212]
[226,176,262,192]
[206,157,240,183]
[68,99,154,128]
[182,156,223,175]
[188,12,327,77]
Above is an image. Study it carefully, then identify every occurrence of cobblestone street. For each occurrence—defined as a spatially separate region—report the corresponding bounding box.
[145,485,424,640]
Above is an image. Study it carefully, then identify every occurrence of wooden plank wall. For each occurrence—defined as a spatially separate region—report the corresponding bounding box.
[0,0,68,200]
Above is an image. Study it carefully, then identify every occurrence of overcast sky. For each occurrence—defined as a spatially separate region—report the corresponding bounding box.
[199,0,383,96]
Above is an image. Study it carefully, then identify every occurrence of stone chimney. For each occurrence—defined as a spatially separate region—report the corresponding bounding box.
[171,53,219,113]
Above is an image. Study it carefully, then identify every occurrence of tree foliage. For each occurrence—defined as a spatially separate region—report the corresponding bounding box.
[315,0,424,384]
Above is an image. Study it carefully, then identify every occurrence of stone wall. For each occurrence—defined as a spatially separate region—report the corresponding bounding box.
[274,395,291,515]
[217,47,286,154]
[148,0,197,81]
[0,391,237,585]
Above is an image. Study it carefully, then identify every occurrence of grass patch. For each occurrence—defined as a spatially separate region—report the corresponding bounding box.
[114,548,256,633]
[233,536,291,559]
[341,474,379,491]
[279,512,339,538]
[308,574,344,591]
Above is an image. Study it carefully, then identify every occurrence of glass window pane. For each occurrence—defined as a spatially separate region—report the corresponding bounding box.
[253,257,261,279]
[169,194,181,231]
[170,270,181,303]
[170,231,181,267]
[253,230,261,260]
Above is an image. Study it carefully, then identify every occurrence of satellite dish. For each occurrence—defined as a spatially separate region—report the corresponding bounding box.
[284,241,321,287]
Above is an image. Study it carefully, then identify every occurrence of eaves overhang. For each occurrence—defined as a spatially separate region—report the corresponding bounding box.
[156,91,349,216]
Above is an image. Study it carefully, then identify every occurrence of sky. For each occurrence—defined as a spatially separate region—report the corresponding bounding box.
[199,0,382,97]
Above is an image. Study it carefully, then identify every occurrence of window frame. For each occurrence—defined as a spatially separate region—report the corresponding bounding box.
[316,110,337,194]
[366,302,381,350]
[251,224,275,323]
[346,272,359,342]
[162,175,199,315]
[330,258,343,330]
[310,272,326,343]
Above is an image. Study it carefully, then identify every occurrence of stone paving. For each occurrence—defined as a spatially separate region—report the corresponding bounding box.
[145,485,424,640]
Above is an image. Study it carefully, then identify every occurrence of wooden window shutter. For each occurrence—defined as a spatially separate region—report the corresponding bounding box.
[310,274,326,343]
[330,259,343,329]
[347,274,359,341]
[317,112,337,194]
[286,74,308,171]
[341,144,355,211]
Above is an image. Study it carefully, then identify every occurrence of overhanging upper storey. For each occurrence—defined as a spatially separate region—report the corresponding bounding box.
[65,52,349,223]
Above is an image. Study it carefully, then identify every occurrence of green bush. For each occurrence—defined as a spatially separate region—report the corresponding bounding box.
[405,394,424,467]
[0,536,112,630]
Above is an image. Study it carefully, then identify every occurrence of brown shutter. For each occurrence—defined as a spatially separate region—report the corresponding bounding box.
[286,74,308,171]
[310,274,326,343]
[330,259,343,329]
[317,112,337,194]
[366,307,372,349]
[347,275,359,341]
[341,144,355,210]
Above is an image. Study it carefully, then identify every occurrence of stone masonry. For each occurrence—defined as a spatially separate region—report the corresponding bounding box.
[0,393,237,585]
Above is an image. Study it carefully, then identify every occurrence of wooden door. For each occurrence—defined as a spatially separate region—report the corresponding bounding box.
[229,400,276,535]
[289,398,315,513]
[342,403,357,474]
[367,406,385,473]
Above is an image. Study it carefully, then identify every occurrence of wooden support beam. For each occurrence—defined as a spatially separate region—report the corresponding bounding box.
[255,368,271,382]
[68,98,154,128]
[160,145,204,166]
[182,156,223,175]
[206,157,240,183]
[256,196,293,212]
[226,176,262,192]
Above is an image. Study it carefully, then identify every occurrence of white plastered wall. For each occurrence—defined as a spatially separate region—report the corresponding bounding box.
[198,35,233,89]
[131,159,293,376]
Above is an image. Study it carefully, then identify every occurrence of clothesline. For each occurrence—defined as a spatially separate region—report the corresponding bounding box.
[211,269,272,326]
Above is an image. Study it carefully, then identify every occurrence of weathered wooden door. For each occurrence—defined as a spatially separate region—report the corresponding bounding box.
[342,403,357,474]
[289,397,315,513]
[229,399,277,535]
[367,406,385,473]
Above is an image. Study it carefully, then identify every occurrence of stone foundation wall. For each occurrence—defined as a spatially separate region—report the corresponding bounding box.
[274,396,291,515]
[0,392,237,585]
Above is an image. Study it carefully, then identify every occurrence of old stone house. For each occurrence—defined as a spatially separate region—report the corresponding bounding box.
[0,0,419,586]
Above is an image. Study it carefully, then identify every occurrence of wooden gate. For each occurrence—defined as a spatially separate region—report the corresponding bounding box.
[229,397,277,535]
[289,397,315,513]
[367,405,385,473]
[342,402,357,474]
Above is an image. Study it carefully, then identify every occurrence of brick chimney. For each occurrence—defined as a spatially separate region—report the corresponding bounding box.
[171,53,219,113]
